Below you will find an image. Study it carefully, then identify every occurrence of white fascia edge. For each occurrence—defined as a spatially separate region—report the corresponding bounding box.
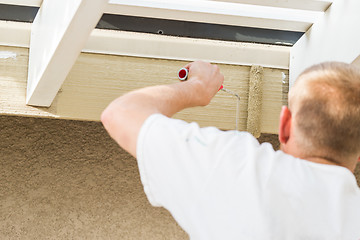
[0,21,290,69]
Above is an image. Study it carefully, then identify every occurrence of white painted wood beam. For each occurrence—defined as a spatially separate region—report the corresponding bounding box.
[209,0,333,12]
[290,0,360,87]
[26,0,108,107]
[0,0,322,32]
[0,21,290,70]
[107,0,321,32]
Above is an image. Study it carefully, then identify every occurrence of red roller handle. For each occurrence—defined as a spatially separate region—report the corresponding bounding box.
[178,68,223,90]
[178,68,188,81]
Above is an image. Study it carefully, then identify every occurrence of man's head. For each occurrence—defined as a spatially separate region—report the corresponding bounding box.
[279,62,360,171]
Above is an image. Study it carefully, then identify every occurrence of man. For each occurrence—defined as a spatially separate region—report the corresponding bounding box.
[101,61,360,239]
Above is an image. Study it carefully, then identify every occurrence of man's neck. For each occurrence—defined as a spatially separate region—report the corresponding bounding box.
[280,144,355,172]
[305,156,339,167]
[302,156,354,173]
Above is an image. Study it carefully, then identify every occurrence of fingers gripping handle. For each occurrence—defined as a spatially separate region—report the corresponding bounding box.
[177,68,223,90]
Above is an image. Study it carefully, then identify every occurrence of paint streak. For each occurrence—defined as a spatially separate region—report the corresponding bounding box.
[281,72,287,84]
[220,87,241,131]
[0,51,17,59]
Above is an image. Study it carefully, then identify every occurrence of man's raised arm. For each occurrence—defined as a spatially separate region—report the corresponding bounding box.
[101,61,224,157]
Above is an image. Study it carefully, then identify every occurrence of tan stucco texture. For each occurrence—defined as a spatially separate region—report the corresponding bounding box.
[0,115,187,239]
[1,115,359,239]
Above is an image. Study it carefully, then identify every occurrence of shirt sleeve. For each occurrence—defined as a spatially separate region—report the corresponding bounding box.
[136,114,259,210]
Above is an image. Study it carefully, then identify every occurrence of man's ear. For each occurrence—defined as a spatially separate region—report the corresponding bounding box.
[358,156,360,163]
[279,106,292,144]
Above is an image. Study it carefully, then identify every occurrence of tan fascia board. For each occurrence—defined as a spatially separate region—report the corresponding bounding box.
[0,21,290,70]
[0,45,287,134]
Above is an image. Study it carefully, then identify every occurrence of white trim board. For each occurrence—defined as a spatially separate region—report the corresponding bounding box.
[0,21,30,48]
[84,29,290,69]
[0,21,290,70]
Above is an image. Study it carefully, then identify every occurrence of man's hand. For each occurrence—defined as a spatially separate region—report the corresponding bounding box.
[101,61,224,157]
[184,61,224,106]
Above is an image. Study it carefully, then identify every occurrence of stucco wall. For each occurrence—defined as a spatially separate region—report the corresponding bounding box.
[1,115,359,239]
[0,115,187,239]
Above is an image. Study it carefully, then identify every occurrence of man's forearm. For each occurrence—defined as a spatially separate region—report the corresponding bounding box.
[101,61,224,158]
[101,82,196,157]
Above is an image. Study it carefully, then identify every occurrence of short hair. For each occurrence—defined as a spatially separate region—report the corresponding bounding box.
[290,62,360,160]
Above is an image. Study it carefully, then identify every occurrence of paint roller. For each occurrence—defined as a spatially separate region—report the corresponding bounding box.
[177,67,241,130]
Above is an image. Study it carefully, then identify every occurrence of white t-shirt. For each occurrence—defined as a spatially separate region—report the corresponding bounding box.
[136,114,360,240]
